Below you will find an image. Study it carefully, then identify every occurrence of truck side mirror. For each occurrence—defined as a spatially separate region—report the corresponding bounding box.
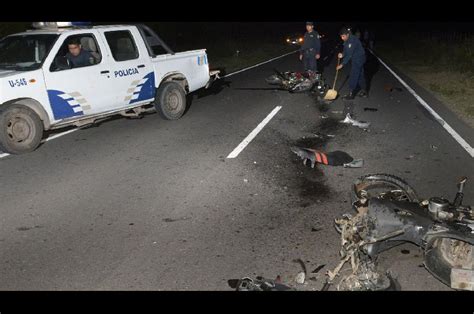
[51,56,71,71]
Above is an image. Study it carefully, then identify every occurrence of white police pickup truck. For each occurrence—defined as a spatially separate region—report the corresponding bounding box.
[0,22,219,154]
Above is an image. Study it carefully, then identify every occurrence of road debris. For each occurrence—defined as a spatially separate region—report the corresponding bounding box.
[229,276,294,291]
[430,144,438,151]
[312,264,326,274]
[363,107,378,112]
[290,146,357,168]
[321,280,331,291]
[292,258,308,284]
[340,113,370,129]
[343,159,364,168]
[312,132,335,139]
[451,268,474,290]
[293,258,307,274]
[162,217,191,223]
[384,84,403,92]
[295,272,306,284]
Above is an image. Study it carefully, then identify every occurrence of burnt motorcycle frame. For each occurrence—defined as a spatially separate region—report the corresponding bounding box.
[349,174,474,289]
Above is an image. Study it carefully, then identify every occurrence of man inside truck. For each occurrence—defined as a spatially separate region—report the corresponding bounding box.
[65,37,96,68]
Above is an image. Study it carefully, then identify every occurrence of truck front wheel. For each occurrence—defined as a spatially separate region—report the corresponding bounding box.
[155,81,187,120]
[0,104,44,154]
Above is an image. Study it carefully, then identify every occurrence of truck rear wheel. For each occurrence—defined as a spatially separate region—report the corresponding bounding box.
[0,104,43,154]
[155,81,186,120]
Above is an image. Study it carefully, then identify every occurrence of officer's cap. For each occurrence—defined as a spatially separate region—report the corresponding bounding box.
[306,22,314,26]
[339,27,351,35]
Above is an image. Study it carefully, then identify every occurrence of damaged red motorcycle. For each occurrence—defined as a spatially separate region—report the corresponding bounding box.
[265,69,329,96]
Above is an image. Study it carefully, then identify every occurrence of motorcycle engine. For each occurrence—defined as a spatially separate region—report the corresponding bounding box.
[428,197,454,221]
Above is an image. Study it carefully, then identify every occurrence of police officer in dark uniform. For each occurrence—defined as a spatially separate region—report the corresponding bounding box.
[299,22,321,72]
[336,27,367,100]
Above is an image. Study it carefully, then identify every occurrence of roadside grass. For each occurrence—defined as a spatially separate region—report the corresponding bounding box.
[376,37,474,128]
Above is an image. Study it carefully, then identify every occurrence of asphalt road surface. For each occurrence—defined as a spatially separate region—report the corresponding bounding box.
[0,42,473,291]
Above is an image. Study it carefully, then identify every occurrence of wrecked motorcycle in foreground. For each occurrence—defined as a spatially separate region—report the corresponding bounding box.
[328,174,474,291]
[266,70,329,95]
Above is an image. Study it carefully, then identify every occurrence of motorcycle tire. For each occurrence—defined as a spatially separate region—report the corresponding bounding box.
[351,173,420,206]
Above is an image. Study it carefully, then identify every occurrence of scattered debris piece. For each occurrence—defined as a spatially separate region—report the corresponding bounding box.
[243,179,248,183]
[363,107,378,112]
[384,84,403,92]
[401,249,410,255]
[311,227,322,232]
[162,217,191,223]
[343,159,364,168]
[312,265,326,274]
[229,277,294,291]
[430,145,438,151]
[292,259,308,284]
[331,111,343,114]
[340,113,370,129]
[291,146,357,168]
[293,258,308,275]
[321,280,331,291]
[450,268,474,291]
[295,272,306,284]
[313,133,335,139]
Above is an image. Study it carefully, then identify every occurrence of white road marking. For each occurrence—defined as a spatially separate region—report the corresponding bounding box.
[43,128,79,142]
[370,49,474,158]
[0,128,79,159]
[223,51,299,78]
[227,106,282,159]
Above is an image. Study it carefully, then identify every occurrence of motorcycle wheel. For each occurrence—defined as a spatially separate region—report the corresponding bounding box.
[351,173,419,206]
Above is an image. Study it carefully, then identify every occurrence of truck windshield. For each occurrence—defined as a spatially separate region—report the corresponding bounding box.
[0,34,59,71]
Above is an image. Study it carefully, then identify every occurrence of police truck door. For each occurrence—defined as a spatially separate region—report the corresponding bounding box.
[43,31,116,122]
[100,27,155,109]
